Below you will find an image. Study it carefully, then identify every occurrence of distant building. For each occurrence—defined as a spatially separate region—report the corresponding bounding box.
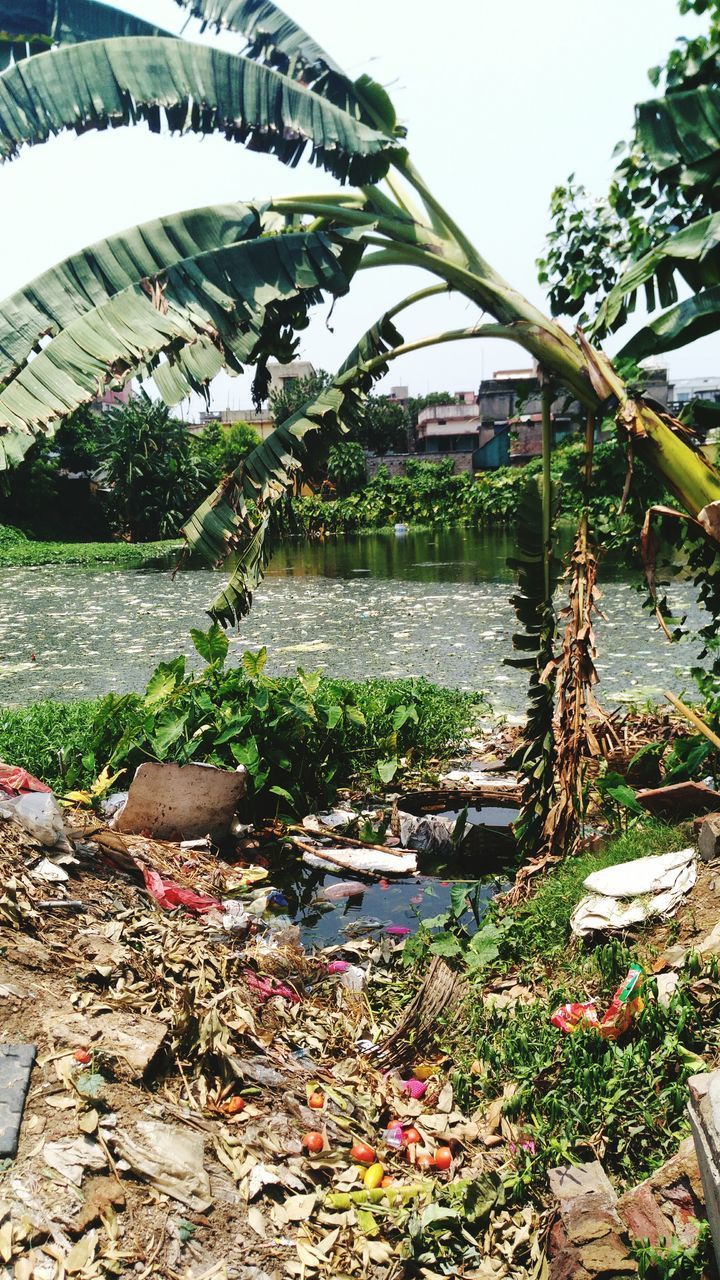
[90,385,132,414]
[196,360,316,443]
[415,396,481,463]
[669,375,720,406]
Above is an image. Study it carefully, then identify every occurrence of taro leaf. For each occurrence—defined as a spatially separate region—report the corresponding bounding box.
[190,623,229,666]
[269,784,296,808]
[242,648,268,678]
[326,705,343,730]
[450,882,473,918]
[377,757,398,785]
[451,805,469,847]
[392,703,419,731]
[345,705,367,728]
[151,710,189,758]
[144,657,186,707]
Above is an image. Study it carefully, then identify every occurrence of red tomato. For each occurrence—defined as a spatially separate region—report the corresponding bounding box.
[73,1049,91,1065]
[302,1131,324,1153]
[308,1092,325,1109]
[221,1096,246,1115]
[416,1152,436,1170]
[350,1142,375,1164]
[434,1147,452,1171]
[402,1127,422,1147]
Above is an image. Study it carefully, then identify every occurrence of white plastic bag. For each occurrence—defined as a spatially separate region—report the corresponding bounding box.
[0,791,72,851]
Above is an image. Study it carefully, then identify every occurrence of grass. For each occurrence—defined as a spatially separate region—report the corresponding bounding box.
[0,538,180,568]
[441,821,717,1201]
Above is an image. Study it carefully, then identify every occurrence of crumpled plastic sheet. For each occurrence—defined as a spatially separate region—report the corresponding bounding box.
[0,763,51,797]
[571,848,696,937]
[140,865,222,916]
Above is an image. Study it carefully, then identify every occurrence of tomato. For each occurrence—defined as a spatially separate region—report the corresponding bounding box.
[364,1162,385,1190]
[401,1127,422,1147]
[302,1131,324,1153]
[416,1152,435,1171]
[350,1141,375,1164]
[73,1049,91,1064]
[434,1147,452,1171]
[221,1096,246,1115]
[308,1091,325,1109]
[381,1176,396,1188]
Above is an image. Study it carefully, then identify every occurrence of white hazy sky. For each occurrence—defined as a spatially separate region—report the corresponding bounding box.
[0,0,715,412]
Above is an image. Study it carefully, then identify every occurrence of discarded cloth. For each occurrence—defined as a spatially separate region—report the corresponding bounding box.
[570,849,696,937]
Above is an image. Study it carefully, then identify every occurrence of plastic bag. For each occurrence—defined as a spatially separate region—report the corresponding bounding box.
[0,791,72,850]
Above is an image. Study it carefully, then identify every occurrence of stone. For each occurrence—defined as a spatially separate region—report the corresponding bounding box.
[699,813,720,862]
[116,761,247,843]
[577,1233,637,1275]
[688,1067,720,1272]
[0,1043,36,1159]
[618,1185,675,1246]
[548,1161,618,1210]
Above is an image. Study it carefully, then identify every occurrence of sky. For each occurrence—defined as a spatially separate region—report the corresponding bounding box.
[0,0,716,414]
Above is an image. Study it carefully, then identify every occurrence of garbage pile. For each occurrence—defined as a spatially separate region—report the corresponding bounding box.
[0,761,540,1279]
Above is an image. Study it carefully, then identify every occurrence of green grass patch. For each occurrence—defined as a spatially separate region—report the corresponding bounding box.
[0,537,179,568]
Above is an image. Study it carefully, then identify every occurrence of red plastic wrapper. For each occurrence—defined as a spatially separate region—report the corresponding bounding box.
[141,866,222,916]
[551,966,644,1038]
[0,763,52,798]
[243,971,302,1003]
[550,1001,600,1034]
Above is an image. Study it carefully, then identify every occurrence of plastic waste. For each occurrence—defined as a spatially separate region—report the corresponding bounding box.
[113,1121,212,1211]
[401,1077,428,1099]
[551,965,644,1039]
[0,763,51,797]
[302,807,356,833]
[302,846,417,876]
[339,964,366,992]
[101,791,128,821]
[571,849,696,937]
[243,971,302,1003]
[141,866,222,916]
[0,791,73,851]
[316,880,367,902]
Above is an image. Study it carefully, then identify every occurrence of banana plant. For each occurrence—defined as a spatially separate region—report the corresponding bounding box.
[1,0,720,857]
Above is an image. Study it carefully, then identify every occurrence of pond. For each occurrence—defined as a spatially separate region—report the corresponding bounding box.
[0,527,705,714]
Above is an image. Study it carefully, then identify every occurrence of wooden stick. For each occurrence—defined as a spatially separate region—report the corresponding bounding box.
[664,690,720,751]
[287,823,410,859]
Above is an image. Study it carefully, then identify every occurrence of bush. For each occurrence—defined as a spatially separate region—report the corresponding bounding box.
[0,631,485,811]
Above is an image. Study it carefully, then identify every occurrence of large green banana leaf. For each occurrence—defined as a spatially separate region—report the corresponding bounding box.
[0,37,403,183]
[172,0,401,132]
[636,85,720,196]
[0,201,270,386]
[619,284,720,360]
[0,226,364,469]
[183,311,404,624]
[0,0,168,68]
[596,209,720,335]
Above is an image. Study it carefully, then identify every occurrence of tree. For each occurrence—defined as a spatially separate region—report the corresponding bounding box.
[327,441,366,495]
[99,396,204,542]
[357,395,409,454]
[270,371,333,428]
[192,420,260,486]
[1,0,720,859]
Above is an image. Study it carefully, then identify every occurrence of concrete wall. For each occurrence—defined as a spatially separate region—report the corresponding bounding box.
[366,452,476,478]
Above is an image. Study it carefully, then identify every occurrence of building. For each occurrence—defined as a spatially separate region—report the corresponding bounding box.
[413,392,482,472]
[196,360,316,443]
